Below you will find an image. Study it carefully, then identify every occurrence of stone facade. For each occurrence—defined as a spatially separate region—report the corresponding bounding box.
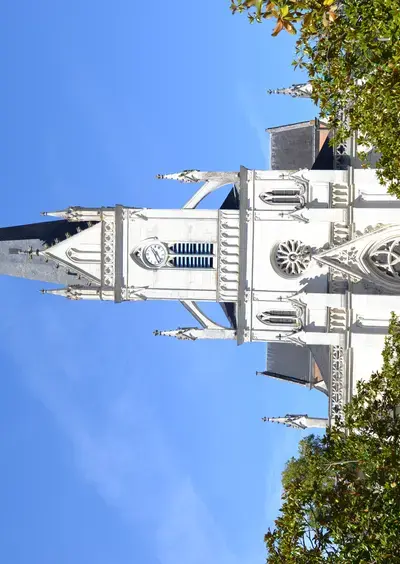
[28,160,400,426]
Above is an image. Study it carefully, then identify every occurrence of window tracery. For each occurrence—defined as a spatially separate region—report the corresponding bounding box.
[260,189,304,206]
[370,238,400,280]
[257,309,301,328]
[274,240,311,277]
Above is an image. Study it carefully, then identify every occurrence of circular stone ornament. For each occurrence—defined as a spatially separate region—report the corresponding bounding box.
[274,239,311,277]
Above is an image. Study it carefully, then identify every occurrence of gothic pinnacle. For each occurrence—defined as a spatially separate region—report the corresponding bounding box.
[41,210,66,218]
[40,287,67,297]
[266,83,313,99]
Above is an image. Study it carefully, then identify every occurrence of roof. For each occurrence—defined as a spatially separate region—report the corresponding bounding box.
[219,302,237,329]
[266,342,330,389]
[267,120,318,170]
[220,185,240,211]
[0,219,97,286]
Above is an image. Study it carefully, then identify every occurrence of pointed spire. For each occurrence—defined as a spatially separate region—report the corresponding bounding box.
[41,207,102,222]
[156,170,203,183]
[41,286,101,300]
[266,83,313,99]
[40,287,81,299]
[262,414,328,430]
[41,210,68,218]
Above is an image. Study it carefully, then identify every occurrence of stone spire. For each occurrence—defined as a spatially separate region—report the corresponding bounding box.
[41,207,102,222]
[0,219,96,286]
[40,286,100,300]
[153,328,197,341]
[153,327,236,341]
[262,414,328,430]
[266,83,313,99]
[156,170,239,184]
[156,170,206,183]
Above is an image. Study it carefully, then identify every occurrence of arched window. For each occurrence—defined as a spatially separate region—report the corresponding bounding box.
[260,189,304,206]
[257,309,301,328]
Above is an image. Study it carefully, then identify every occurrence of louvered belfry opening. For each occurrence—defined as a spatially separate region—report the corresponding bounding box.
[170,242,214,269]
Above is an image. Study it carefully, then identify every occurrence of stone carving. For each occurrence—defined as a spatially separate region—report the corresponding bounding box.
[331,184,350,208]
[128,208,148,220]
[217,211,240,302]
[330,345,346,420]
[102,218,115,287]
[329,308,347,333]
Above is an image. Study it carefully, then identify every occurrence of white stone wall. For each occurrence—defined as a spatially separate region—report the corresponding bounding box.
[124,209,219,301]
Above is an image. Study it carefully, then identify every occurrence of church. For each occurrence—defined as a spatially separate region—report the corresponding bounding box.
[1,84,397,430]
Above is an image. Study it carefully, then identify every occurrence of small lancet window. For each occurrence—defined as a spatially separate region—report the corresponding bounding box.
[257,309,300,327]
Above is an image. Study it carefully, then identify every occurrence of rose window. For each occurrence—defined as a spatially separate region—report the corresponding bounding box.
[370,238,400,280]
[274,240,311,277]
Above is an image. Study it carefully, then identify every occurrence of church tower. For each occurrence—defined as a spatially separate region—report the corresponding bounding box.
[2,154,400,425]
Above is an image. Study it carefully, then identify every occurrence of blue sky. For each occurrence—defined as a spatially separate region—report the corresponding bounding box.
[1,2,327,563]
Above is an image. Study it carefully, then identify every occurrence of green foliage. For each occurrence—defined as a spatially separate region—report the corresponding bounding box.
[230,0,400,196]
[264,315,400,562]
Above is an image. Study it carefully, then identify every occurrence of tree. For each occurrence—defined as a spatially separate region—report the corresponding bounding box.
[230,0,400,196]
[264,315,400,563]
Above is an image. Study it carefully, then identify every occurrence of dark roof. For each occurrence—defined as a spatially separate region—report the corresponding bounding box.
[311,133,335,170]
[220,185,240,211]
[219,302,237,329]
[267,343,313,385]
[266,343,330,388]
[267,121,318,170]
[267,118,381,171]
[0,219,97,286]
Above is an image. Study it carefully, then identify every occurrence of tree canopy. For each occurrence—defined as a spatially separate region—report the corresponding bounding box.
[230,0,400,196]
[264,315,400,562]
